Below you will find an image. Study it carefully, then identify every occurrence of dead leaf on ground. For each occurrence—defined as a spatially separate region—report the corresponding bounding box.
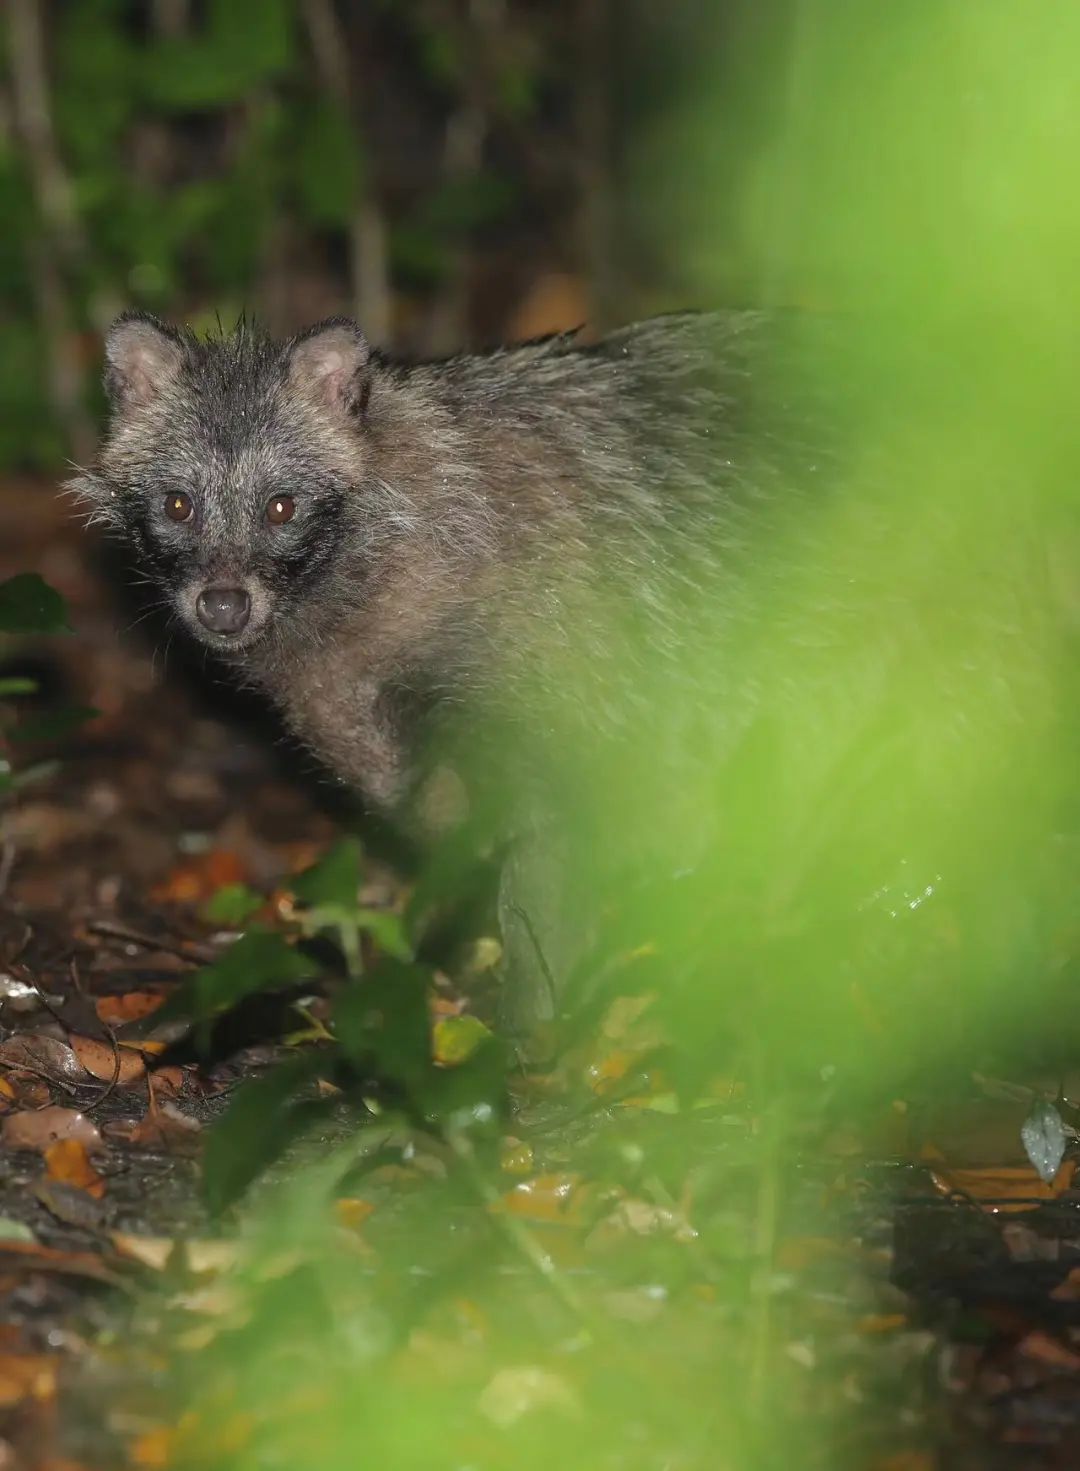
[335,1198,376,1233]
[110,1104,202,1154]
[929,1160,1075,1212]
[1017,1328,1080,1371]
[44,1138,106,1198]
[0,1239,119,1285]
[0,1033,89,1087]
[150,849,249,905]
[478,1364,582,1429]
[495,1173,589,1225]
[588,1195,697,1247]
[0,1353,58,1408]
[111,1234,176,1272]
[33,1179,107,1230]
[70,1035,147,1085]
[94,991,166,1026]
[2,1106,102,1151]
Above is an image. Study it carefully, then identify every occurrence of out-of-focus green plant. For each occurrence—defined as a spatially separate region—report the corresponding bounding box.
[0,572,92,796]
[120,5,1080,1469]
[0,0,584,469]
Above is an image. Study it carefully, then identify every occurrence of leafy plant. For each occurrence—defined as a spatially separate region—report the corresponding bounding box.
[0,573,89,797]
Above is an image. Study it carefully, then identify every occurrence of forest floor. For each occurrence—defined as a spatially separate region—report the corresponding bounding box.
[2,479,1080,1471]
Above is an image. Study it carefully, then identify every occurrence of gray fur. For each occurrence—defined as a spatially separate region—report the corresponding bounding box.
[74,310,777,815]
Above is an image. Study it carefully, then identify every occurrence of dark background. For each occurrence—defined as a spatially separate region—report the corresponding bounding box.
[1,0,792,473]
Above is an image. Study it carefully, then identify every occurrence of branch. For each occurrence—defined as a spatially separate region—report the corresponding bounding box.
[7,0,94,463]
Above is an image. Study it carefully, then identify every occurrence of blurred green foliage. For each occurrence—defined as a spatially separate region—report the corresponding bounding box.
[1,0,621,468]
[147,5,1080,1468]
[0,572,84,795]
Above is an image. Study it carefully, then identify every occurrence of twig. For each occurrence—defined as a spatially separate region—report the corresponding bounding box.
[301,0,391,343]
[0,840,16,899]
[6,0,95,462]
[446,1126,594,1336]
[84,918,216,965]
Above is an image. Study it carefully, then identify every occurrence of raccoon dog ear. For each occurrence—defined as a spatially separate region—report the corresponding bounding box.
[104,313,184,410]
[288,320,372,416]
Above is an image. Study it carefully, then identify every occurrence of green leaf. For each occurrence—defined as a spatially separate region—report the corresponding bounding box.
[202,883,265,927]
[432,1014,494,1067]
[0,1217,36,1243]
[419,1034,507,1137]
[202,1052,330,1216]
[9,705,97,745]
[292,837,364,909]
[1021,1098,1067,1184]
[295,98,361,227]
[142,0,291,110]
[0,677,38,697]
[0,575,70,635]
[333,959,432,1090]
[299,903,412,964]
[153,929,315,1043]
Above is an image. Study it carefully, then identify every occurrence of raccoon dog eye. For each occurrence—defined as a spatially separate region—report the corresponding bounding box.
[164,491,194,523]
[266,494,296,526]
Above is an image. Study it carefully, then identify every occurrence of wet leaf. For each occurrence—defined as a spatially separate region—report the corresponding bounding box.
[433,1013,493,1066]
[70,1035,147,1085]
[0,1033,89,1086]
[94,990,167,1025]
[32,1179,107,1230]
[2,1101,100,1153]
[495,1173,586,1224]
[929,1160,1075,1212]
[118,1104,202,1155]
[1020,1098,1067,1183]
[44,1139,106,1198]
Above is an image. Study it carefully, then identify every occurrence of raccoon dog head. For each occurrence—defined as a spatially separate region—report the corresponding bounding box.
[74,313,375,654]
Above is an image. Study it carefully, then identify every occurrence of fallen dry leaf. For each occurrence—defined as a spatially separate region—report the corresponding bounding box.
[500,1138,534,1176]
[70,1035,147,1085]
[0,1353,58,1408]
[1017,1328,1080,1372]
[94,991,166,1025]
[929,1160,1075,1213]
[110,1103,202,1154]
[44,1138,106,1198]
[0,1033,89,1086]
[0,1239,119,1285]
[129,1426,174,1469]
[111,1234,176,1272]
[588,1195,697,1247]
[335,1198,376,1232]
[495,1173,588,1225]
[150,849,249,904]
[478,1365,581,1429]
[2,1106,102,1152]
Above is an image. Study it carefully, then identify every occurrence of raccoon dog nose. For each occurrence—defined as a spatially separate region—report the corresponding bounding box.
[196,586,251,635]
